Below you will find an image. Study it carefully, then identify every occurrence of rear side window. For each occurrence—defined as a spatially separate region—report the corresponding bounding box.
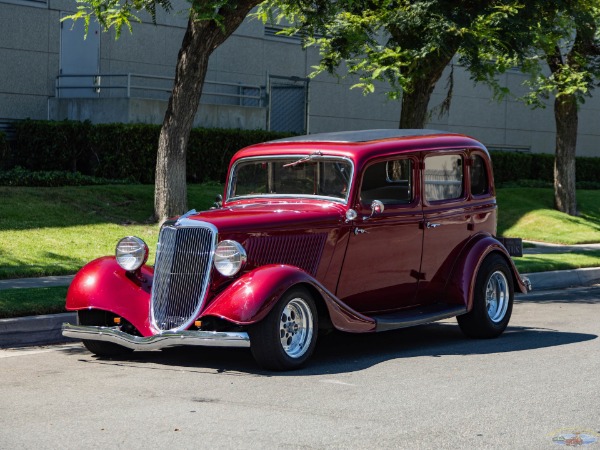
[470,154,490,196]
[424,154,463,202]
[360,159,413,206]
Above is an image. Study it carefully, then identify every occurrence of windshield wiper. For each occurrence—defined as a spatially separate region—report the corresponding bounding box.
[282,151,323,168]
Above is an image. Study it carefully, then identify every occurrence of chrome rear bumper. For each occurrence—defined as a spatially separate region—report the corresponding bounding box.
[62,323,250,350]
[521,276,532,292]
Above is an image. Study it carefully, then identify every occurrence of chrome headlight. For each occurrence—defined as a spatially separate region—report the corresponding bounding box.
[214,240,247,277]
[115,236,149,272]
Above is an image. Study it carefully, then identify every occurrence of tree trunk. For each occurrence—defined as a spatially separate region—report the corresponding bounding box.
[398,48,458,129]
[553,93,578,215]
[154,2,259,223]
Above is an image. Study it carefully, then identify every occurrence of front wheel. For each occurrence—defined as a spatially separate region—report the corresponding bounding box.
[249,287,318,371]
[78,310,133,357]
[457,253,514,339]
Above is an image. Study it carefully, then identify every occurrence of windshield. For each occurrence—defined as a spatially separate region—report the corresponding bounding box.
[228,156,353,203]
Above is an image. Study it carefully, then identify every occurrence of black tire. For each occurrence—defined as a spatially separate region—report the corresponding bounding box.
[82,339,133,357]
[78,310,133,357]
[249,286,318,371]
[457,253,514,339]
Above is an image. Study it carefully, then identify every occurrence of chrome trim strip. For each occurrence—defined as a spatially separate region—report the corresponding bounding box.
[62,323,250,349]
[227,155,355,205]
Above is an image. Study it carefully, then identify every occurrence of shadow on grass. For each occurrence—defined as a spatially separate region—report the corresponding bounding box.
[0,184,223,231]
[70,322,596,377]
[0,251,85,279]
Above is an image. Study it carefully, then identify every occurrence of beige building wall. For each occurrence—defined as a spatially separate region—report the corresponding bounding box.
[1,0,599,156]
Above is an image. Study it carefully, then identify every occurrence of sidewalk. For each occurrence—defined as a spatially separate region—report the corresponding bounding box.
[1,242,600,349]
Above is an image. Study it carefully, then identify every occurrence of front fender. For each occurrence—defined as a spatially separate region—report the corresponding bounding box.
[201,265,376,333]
[446,234,528,312]
[66,257,154,336]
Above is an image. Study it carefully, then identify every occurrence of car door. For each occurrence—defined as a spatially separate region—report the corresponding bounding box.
[336,157,424,314]
[418,151,475,304]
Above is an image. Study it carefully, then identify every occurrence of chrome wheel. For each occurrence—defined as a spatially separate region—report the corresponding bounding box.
[457,254,514,339]
[249,286,319,370]
[486,270,509,323]
[280,298,314,359]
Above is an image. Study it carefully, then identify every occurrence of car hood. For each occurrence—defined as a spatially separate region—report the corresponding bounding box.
[182,201,347,234]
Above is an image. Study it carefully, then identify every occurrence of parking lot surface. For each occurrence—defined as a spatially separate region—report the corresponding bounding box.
[1,286,599,449]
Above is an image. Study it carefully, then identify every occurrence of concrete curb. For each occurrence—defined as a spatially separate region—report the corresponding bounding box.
[523,267,600,291]
[1,268,599,350]
[0,313,77,348]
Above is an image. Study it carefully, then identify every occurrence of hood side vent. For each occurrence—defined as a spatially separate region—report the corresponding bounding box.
[245,234,327,276]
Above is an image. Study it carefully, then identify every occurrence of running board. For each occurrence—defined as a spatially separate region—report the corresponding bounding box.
[373,304,467,332]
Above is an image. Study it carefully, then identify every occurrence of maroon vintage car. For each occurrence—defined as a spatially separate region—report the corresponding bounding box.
[63,129,530,370]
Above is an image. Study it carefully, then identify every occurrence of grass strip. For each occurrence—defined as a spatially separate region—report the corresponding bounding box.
[497,188,600,244]
[514,250,600,274]
[0,286,68,318]
[0,183,223,279]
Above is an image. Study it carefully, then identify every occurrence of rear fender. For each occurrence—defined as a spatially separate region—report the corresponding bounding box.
[66,257,154,336]
[447,234,528,311]
[201,265,376,333]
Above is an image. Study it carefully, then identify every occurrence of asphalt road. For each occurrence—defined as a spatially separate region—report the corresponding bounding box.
[1,286,599,449]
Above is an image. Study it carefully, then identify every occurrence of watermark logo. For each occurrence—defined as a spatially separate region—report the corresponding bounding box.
[550,429,599,447]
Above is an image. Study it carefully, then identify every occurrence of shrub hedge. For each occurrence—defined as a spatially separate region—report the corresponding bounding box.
[490,151,600,185]
[0,131,8,169]
[5,120,600,185]
[0,167,134,187]
[8,120,292,184]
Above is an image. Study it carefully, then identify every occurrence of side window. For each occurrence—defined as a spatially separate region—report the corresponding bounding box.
[470,154,490,196]
[424,154,463,202]
[360,159,413,206]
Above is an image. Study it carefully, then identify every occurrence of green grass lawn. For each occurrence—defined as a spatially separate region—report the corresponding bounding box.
[0,185,599,318]
[0,183,223,279]
[497,188,600,244]
[0,286,68,318]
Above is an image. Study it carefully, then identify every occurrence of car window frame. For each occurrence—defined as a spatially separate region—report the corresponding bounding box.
[357,155,420,211]
[468,151,493,199]
[422,150,468,206]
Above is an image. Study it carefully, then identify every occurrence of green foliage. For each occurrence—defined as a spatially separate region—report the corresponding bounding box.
[490,151,600,185]
[0,167,134,187]
[0,130,8,169]
[62,0,249,38]
[259,1,526,102]
[8,120,292,184]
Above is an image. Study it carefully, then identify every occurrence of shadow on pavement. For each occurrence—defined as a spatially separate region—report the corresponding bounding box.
[69,322,597,377]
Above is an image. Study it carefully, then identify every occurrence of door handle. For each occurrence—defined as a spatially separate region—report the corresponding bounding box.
[354,227,367,235]
[426,222,441,229]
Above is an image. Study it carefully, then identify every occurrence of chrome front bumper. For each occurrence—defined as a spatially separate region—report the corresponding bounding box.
[62,323,250,350]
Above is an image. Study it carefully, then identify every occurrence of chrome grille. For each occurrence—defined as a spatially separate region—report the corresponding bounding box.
[245,234,327,276]
[151,223,216,332]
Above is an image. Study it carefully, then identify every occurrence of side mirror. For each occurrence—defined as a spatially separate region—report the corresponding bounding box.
[363,200,384,220]
[371,200,384,215]
[213,194,223,209]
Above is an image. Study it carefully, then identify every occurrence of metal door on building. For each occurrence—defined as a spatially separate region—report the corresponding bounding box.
[268,75,309,134]
[59,15,100,98]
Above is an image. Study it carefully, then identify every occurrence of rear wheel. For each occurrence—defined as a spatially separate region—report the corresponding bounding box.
[249,287,318,371]
[457,254,514,338]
